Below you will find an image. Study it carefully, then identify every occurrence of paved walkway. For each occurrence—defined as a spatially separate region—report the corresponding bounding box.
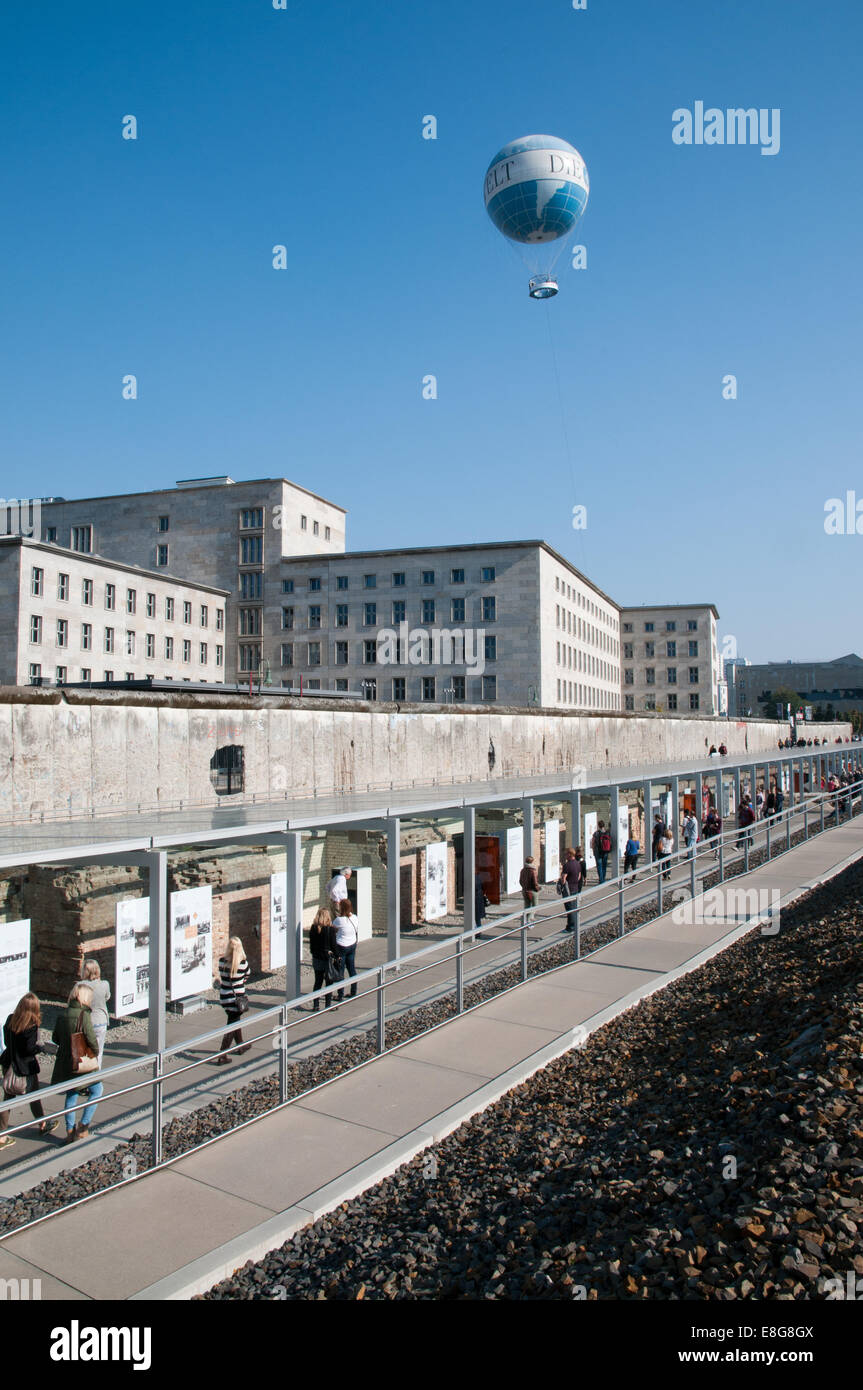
[0,814,861,1300]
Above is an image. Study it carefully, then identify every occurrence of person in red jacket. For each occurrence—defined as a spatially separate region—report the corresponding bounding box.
[519,857,540,926]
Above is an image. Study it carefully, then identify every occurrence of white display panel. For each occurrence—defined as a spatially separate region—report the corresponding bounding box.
[618,804,630,858]
[351,866,373,942]
[169,886,213,1001]
[505,827,523,894]
[269,872,287,971]
[543,820,560,882]
[583,811,597,866]
[0,920,30,1027]
[425,841,448,920]
[115,898,150,1018]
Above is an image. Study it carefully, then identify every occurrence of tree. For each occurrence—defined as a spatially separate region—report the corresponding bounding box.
[761,686,805,717]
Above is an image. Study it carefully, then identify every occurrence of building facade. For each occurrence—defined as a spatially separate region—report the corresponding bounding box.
[618,604,721,716]
[0,538,228,687]
[735,654,863,716]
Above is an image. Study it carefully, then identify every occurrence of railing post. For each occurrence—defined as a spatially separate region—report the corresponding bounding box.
[657,866,663,916]
[574,899,581,960]
[803,799,808,840]
[151,1052,163,1168]
[744,834,750,873]
[618,877,625,937]
[820,794,825,834]
[278,1004,288,1105]
[377,966,386,1054]
[786,804,791,851]
[456,936,464,1014]
[719,835,725,883]
[690,845,697,899]
[766,819,771,861]
[520,912,528,982]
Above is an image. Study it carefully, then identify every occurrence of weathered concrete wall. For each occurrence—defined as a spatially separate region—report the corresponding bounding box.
[0,688,851,822]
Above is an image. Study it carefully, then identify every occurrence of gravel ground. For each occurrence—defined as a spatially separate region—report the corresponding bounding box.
[199,852,863,1300]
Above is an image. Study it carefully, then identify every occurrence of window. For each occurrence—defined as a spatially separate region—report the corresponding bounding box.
[308,605,321,629]
[666,620,677,632]
[181,601,190,624]
[145,592,155,617]
[393,571,405,587]
[364,602,377,626]
[388,600,403,625]
[313,521,319,536]
[645,641,655,658]
[146,634,155,659]
[239,644,260,672]
[667,667,677,684]
[392,677,406,700]
[689,640,699,657]
[216,610,224,631]
[182,640,191,663]
[58,573,69,602]
[78,578,93,607]
[666,640,676,657]
[125,672,135,682]
[304,576,320,592]
[81,668,91,682]
[335,678,348,691]
[484,635,497,662]
[240,508,263,529]
[422,676,436,701]
[325,526,331,541]
[200,605,208,627]
[126,632,136,656]
[308,641,321,666]
[102,584,115,611]
[281,579,294,595]
[481,674,497,701]
[452,675,466,701]
[689,693,700,711]
[104,627,115,653]
[29,615,42,644]
[81,623,92,651]
[623,642,633,660]
[125,589,136,615]
[31,567,43,596]
[216,645,223,667]
[482,596,496,622]
[451,597,465,623]
[334,603,348,627]
[44,527,57,543]
[451,568,464,584]
[363,640,377,664]
[668,693,678,710]
[688,620,698,631]
[689,666,699,684]
[239,572,262,601]
[644,622,654,632]
[645,696,656,711]
[55,666,67,683]
[210,743,245,796]
[158,516,169,532]
[334,640,349,665]
[71,525,92,554]
[336,576,349,591]
[165,597,174,621]
[645,667,655,685]
[157,545,169,567]
[300,515,307,531]
[624,694,634,711]
[363,574,376,589]
[240,608,262,635]
[200,642,207,664]
[422,570,435,586]
[165,636,173,660]
[624,669,633,685]
[481,566,496,583]
[239,536,262,565]
[103,670,114,682]
[422,599,435,624]
[281,643,293,666]
[622,622,632,632]
[362,678,377,700]
[307,678,320,689]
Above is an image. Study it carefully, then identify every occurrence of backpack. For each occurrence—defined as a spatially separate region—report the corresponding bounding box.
[600,830,612,854]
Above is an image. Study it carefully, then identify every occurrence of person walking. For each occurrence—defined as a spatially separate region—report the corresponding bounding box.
[308,908,338,1011]
[325,867,352,911]
[51,983,102,1143]
[519,856,540,925]
[737,795,756,848]
[592,822,612,884]
[657,826,673,881]
[558,848,586,931]
[763,787,776,820]
[212,936,251,1065]
[703,806,722,860]
[333,898,360,999]
[80,960,110,1063]
[774,785,784,815]
[651,813,665,865]
[474,874,491,940]
[718,743,728,757]
[622,834,640,882]
[682,809,698,857]
[0,993,58,1147]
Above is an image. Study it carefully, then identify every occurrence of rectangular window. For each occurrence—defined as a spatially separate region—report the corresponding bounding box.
[335,678,348,691]
[80,578,93,607]
[30,615,42,644]
[452,675,466,701]
[281,643,293,666]
[239,608,262,635]
[165,636,173,660]
[200,605,208,627]
[240,508,263,529]
[300,515,307,530]
[44,527,56,543]
[158,516,169,532]
[392,677,406,701]
[81,623,92,651]
[146,634,155,659]
[422,570,434,586]
[451,597,465,623]
[105,584,115,610]
[239,536,262,565]
[325,526,331,541]
[667,667,677,684]
[103,669,114,682]
[362,678,377,700]
[313,520,319,536]
[58,573,69,602]
[126,631,136,656]
[165,596,174,621]
[689,666,699,684]
[390,600,404,625]
[31,566,43,597]
[624,694,634,711]
[624,668,633,685]
[645,696,656,711]
[481,566,496,583]
[281,579,294,594]
[422,676,436,701]
[308,605,321,629]
[308,641,321,666]
[105,627,115,653]
[81,668,91,682]
[623,622,633,633]
[335,640,349,665]
[484,635,497,661]
[182,640,191,663]
[481,674,497,701]
[145,592,155,618]
[645,667,655,685]
[56,665,67,683]
[364,602,377,626]
[666,620,677,632]
[482,596,496,622]
[451,568,464,584]
[668,693,678,710]
[307,678,320,689]
[644,622,654,632]
[71,525,92,554]
[126,589,136,615]
[363,574,376,589]
[645,642,655,658]
[336,576,349,590]
[200,642,207,664]
[689,693,700,711]
[157,545,169,567]
[182,601,191,624]
[216,610,224,631]
[666,640,676,657]
[688,619,698,631]
[393,571,405,587]
[216,645,223,667]
[689,640,698,657]
[241,572,262,599]
[308,577,321,592]
[239,644,260,673]
[335,603,349,627]
[623,642,633,660]
[422,599,435,624]
[363,639,377,664]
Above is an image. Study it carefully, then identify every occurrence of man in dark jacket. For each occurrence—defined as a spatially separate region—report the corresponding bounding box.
[474,874,490,940]
[518,857,540,926]
[592,822,611,883]
[559,848,586,931]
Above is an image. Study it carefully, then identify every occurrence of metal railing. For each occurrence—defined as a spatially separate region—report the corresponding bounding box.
[0,775,860,1237]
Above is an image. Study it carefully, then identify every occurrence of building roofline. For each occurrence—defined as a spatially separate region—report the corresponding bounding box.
[619,602,720,619]
[37,477,347,515]
[0,536,230,595]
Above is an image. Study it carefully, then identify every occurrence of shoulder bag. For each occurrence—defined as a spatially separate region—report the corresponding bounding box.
[71,1017,100,1075]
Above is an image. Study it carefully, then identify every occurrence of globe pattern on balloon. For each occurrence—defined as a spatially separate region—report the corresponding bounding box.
[484,134,589,245]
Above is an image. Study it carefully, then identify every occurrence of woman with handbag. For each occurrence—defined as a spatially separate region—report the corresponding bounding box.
[0,993,58,1148]
[308,909,339,1010]
[51,983,102,1144]
[333,899,360,1001]
[213,936,251,1065]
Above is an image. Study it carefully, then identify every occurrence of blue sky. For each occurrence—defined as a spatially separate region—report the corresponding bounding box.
[1,0,860,663]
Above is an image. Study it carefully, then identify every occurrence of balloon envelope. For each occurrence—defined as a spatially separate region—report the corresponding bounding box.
[484,134,589,246]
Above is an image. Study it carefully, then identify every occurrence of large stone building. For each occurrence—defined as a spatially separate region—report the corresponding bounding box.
[0,537,228,687]
[618,604,721,716]
[735,654,863,716]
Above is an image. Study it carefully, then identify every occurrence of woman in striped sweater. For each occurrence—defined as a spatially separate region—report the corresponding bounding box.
[212,936,251,1066]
